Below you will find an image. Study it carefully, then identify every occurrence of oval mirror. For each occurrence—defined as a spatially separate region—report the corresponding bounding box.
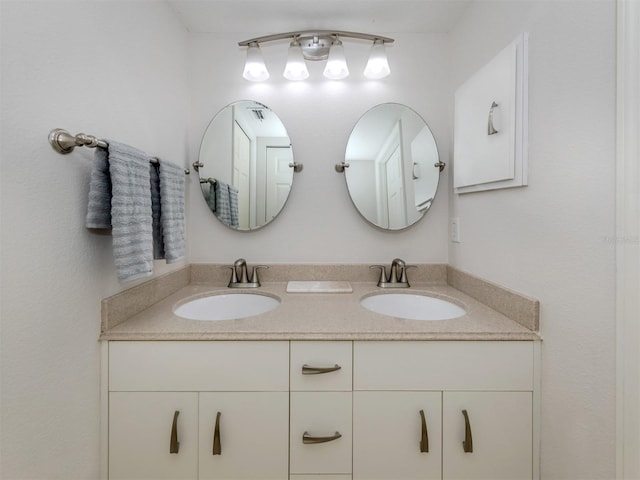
[343,103,442,230]
[197,100,296,230]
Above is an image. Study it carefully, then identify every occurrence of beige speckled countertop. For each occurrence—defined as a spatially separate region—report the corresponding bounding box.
[100,265,540,341]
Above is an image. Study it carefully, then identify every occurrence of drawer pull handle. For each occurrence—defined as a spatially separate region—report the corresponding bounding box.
[419,409,429,453]
[301,364,342,375]
[302,431,342,444]
[212,411,222,455]
[170,411,180,454]
[462,409,473,453]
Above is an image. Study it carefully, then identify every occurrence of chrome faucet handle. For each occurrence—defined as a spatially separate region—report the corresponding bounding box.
[370,265,389,286]
[398,265,416,284]
[250,265,269,285]
[225,265,238,285]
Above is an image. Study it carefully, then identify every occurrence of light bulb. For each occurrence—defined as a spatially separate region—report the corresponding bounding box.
[364,39,390,79]
[323,38,349,80]
[242,43,269,82]
[283,39,309,81]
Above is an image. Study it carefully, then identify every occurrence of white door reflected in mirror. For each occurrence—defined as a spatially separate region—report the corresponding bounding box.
[198,100,295,231]
[344,103,441,230]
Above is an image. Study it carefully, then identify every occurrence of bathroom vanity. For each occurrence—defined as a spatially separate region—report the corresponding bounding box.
[100,264,540,480]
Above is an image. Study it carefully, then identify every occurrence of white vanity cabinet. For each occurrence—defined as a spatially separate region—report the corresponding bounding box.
[353,341,535,480]
[442,391,532,480]
[105,340,537,480]
[353,391,443,479]
[109,391,199,480]
[289,342,353,477]
[107,341,290,480]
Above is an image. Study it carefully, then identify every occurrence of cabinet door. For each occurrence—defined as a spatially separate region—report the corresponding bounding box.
[199,392,289,480]
[109,392,198,480]
[353,392,442,480]
[443,391,532,480]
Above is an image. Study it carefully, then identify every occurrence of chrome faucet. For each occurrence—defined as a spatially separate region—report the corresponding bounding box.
[370,258,415,288]
[227,258,268,288]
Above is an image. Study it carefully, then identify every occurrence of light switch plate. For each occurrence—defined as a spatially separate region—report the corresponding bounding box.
[451,217,461,243]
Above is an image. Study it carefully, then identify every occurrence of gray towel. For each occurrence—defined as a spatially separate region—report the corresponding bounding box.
[158,159,185,263]
[214,180,239,229]
[86,147,112,230]
[201,183,211,209]
[206,181,217,212]
[108,141,153,282]
[228,183,239,229]
[150,163,164,260]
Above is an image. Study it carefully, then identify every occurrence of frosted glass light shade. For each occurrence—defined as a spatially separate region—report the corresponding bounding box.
[323,41,349,80]
[283,42,309,81]
[243,44,269,82]
[364,40,391,79]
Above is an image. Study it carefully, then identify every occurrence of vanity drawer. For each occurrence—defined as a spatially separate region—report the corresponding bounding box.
[109,341,289,391]
[290,392,352,475]
[291,341,352,391]
[354,341,533,391]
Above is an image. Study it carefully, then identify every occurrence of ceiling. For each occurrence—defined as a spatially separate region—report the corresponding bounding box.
[166,0,473,35]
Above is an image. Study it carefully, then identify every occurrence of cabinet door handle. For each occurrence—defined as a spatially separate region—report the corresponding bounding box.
[462,409,473,453]
[170,410,180,454]
[212,411,222,455]
[419,409,429,453]
[301,364,342,375]
[302,431,342,444]
[487,101,499,135]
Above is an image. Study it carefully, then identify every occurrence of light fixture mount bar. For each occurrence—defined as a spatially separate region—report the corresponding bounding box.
[239,30,394,46]
[239,30,394,61]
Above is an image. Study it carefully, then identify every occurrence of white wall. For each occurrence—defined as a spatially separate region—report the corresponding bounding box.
[187,32,450,263]
[448,2,616,478]
[0,2,619,478]
[0,1,189,478]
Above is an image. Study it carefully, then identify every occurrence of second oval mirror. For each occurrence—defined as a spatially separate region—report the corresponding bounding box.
[197,100,296,231]
[343,103,442,230]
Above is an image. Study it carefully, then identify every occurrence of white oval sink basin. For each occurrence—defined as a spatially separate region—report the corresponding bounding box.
[174,293,280,321]
[361,293,465,321]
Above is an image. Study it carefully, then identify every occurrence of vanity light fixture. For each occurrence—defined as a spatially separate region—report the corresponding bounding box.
[283,37,309,81]
[323,37,349,80]
[242,42,270,82]
[364,39,391,79]
[239,30,394,81]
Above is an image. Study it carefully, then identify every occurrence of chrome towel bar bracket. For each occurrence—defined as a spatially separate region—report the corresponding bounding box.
[48,128,190,174]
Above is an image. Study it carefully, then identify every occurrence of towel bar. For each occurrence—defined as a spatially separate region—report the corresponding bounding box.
[48,128,190,175]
